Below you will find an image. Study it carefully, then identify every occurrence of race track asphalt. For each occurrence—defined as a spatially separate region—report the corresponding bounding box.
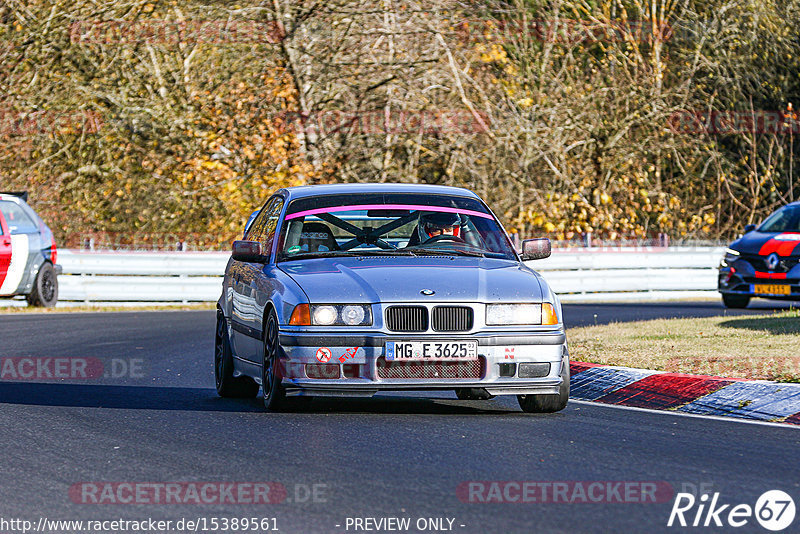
[0,302,798,534]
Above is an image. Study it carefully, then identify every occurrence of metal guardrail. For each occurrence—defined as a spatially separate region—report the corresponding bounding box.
[56,247,726,303]
[59,251,228,302]
[534,247,725,300]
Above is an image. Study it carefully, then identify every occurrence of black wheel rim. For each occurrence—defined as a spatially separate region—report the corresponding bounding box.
[41,269,55,302]
[214,316,225,389]
[263,317,277,401]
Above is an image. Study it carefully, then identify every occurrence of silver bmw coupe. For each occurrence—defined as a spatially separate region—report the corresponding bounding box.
[215,183,569,413]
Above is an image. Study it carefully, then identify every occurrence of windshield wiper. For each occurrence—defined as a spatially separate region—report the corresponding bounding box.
[280,249,418,261]
[280,248,496,261]
[278,251,350,261]
[443,249,486,257]
[402,247,486,257]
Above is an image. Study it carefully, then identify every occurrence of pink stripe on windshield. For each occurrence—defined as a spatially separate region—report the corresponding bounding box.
[285,204,494,220]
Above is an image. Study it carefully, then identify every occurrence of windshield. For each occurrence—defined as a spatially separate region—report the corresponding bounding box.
[758,205,800,233]
[276,193,517,261]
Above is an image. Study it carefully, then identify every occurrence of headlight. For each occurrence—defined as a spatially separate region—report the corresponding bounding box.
[724,248,741,262]
[486,303,558,326]
[309,304,372,326]
[341,305,366,326]
[312,305,338,326]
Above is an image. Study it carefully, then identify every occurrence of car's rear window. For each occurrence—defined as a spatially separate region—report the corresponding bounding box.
[0,200,38,234]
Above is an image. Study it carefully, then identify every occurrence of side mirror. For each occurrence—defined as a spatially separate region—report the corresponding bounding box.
[744,224,756,233]
[232,240,266,263]
[521,238,551,261]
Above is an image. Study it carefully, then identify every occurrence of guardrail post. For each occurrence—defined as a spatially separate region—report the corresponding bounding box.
[180,274,188,304]
[80,271,90,304]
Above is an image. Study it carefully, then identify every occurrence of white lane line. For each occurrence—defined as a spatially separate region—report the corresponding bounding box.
[570,399,800,429]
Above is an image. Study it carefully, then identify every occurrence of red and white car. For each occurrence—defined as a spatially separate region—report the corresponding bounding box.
[0,192,61,307]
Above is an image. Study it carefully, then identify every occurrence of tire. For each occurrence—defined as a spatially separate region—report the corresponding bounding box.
[26,262,58,307]
[722,294,750,309]
[455,388,495,400]
[214,312,259,398]
[262,308,291,411]
[517,358,570,413]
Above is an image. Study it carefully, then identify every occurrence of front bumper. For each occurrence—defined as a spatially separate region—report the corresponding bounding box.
[275,330,567,397]
[719,286,800,300]
[718,267,800,300]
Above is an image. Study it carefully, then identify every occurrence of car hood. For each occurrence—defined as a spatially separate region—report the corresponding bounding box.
[731,231,800,256]
[278,256,544,303]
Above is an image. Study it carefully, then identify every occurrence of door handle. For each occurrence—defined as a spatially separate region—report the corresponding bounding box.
[2,238,10,246]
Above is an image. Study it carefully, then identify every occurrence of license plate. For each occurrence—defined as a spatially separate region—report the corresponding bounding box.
[753,284,791,295]
[385,341,478,361]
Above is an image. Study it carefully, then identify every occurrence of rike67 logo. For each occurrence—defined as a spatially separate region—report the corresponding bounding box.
[668,490,796,531]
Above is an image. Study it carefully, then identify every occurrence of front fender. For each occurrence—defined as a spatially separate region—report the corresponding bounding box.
[258,265,309,326]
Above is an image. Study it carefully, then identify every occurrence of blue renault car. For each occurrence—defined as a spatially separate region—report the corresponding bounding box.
[719,202,800,308]
[215,184,568,412]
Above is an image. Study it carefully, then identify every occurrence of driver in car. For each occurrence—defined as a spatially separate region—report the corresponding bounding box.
[417,211,462,242]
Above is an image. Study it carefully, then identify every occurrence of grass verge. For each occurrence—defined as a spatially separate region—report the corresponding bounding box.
[567,310,800,382]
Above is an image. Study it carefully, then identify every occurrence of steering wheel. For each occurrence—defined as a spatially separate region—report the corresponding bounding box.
[421,233,466,245]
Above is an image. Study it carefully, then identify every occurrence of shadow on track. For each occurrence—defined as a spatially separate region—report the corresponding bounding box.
[297,395,518,415]
[0,382,518,415]
[0,382,262,412]
[718,313,800,335]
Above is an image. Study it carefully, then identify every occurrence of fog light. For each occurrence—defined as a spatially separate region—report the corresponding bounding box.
[518,362,551,378]
[342,364,360,378]
[499,363,516,377]
[305,364,340,379]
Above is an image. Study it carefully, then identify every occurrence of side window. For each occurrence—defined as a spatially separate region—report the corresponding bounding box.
[246,197,285,258]
[0,201,38,234]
